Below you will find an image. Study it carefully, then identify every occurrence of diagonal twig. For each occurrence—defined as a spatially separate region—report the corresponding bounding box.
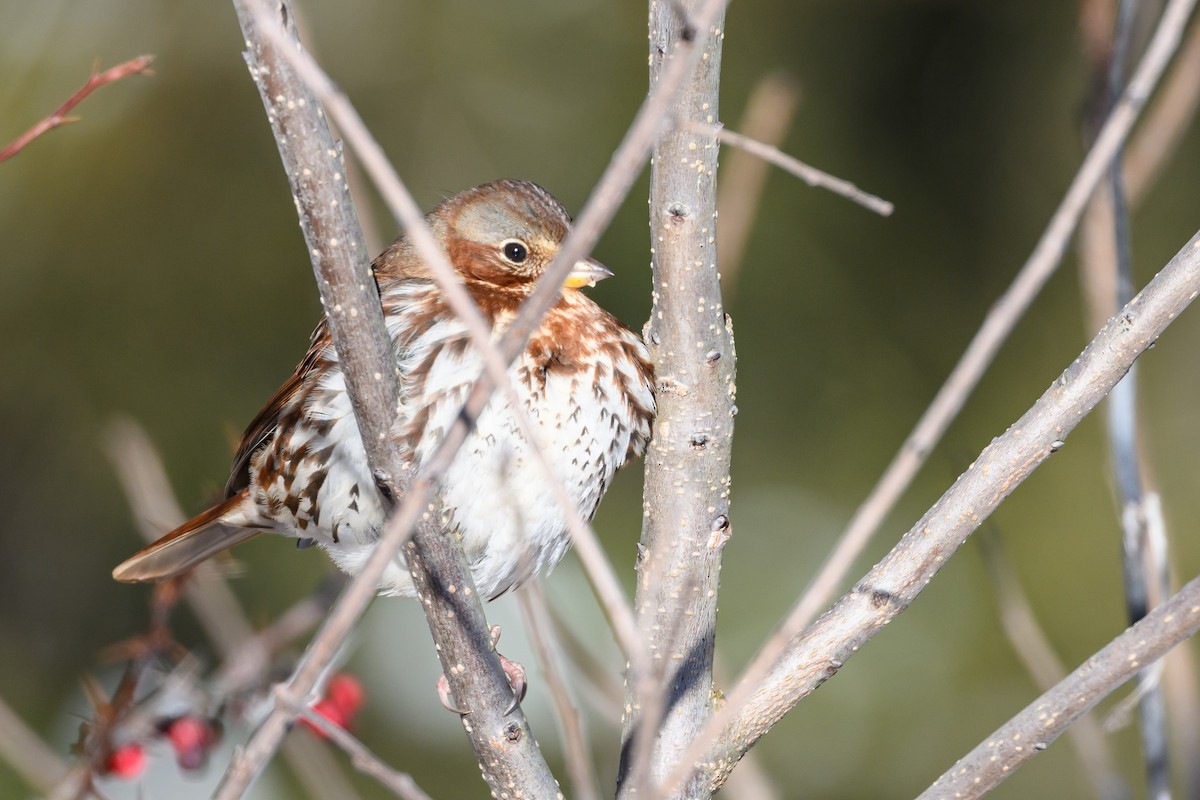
[664,217,1200,793]
[284,699,434,800]
[978,531,1125,799]
[658,4,1200,791]
[919,570,1200,800]
[518,583,600,800]
[0,55,153,164]
[215,0,732,794]
[0,693,69,794]
[687,121,893,216]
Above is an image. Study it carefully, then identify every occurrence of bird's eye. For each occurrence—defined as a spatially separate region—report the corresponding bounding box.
[502,240,529,264]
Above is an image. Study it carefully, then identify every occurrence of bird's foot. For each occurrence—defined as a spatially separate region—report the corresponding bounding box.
[434,625,527,716]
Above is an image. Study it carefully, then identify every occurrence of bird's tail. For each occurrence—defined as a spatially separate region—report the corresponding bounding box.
[112,489,262,583]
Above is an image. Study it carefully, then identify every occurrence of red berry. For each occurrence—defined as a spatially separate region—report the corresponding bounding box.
[166,716,215,770]
[104,743,146,779]
[326,673,365,716]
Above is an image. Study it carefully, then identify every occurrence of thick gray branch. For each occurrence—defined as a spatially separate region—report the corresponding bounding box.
[216,2,557,797]
[686,227,1200,791]
[618,2,732,798]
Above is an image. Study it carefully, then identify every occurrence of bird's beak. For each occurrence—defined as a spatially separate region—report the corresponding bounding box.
[564,257,614,289]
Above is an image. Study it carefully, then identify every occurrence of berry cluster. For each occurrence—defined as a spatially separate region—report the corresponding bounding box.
[102,715,220,781]
[100,672,366,781]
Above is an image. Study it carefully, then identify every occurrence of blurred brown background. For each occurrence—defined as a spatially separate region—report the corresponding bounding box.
[3,0,1200,797]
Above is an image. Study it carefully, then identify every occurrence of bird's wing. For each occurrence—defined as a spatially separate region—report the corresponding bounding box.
[224,318,334,497]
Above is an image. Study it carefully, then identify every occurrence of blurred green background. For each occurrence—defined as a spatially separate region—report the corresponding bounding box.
[3,0,1200,797]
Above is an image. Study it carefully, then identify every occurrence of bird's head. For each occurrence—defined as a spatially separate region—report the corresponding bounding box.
[377,180,613,297]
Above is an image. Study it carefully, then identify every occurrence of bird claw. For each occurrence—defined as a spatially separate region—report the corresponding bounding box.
[436,673,470,715]
[490,625,527,715]
[434,625,528,716]
[501,655,527,716]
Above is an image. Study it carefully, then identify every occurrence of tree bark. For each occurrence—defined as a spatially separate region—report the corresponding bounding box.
[619,2,733,797]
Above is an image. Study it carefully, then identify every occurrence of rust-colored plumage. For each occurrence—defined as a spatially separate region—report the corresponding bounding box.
[114,180,655,598]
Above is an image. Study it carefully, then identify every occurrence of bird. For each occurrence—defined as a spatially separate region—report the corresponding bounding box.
[113,179,656,601]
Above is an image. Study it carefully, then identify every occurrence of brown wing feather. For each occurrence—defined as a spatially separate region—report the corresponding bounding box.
[112,490,261,582]
[224,319,333,497]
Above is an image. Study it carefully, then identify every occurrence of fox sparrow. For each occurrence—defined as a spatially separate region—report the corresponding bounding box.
[113,180,655,600]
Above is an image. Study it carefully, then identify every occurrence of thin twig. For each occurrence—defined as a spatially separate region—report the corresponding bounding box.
[518,583,600,800]
[663,220,1200,793]
[1124,6,1200,205]
[918,571,1200,800]
[212,576,342,699]
[978,532,1125,800]
[0,694,69,794]
[716,72,801,300]
[281,735,369,800]
[218,0,732,792]
[216,2,557,796]
[244,0,644,681]
[689,121,893,217]
[285,701,434,800]
[0,55,153,163]
[107,420,364,798]
[660,4,1200,791]
[545,602,625,725]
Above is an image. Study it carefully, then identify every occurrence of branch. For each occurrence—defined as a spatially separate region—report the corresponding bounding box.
[667,222,1200,792]
[285,700,433,800]
[216,0,731,791]
[0,694,68,794]
[214,2,556,796]
[618,2,732,798]
[978,532,1125,799]
[670,4,1200,781]
[518,583,600,800]
[106,419,360,798]
[688,121,893,216]
[1124,4,1200,205]
[919,571,1200,800]
[0,55,153,164]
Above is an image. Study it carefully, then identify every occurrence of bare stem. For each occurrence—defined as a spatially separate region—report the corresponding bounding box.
[214,2,556,796]
[978,532,1125,799]
[1096,2,1172,795]
[0,55,153,164]
[286,701,434,800]
[519,583,601,800]
[0,694,68,794]
[918,571,1200,800]
[667,4,1200,787]
[664,222,1200,793]
[688,121,893,216]
[618,2,733,798]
